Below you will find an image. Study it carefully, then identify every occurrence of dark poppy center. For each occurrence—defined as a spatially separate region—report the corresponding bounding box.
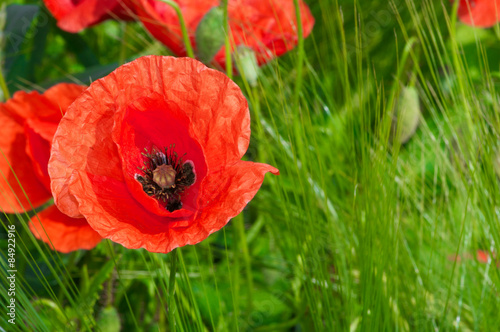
[136,145,196,212]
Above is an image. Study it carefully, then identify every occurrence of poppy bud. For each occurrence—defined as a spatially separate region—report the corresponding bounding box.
[235,46,259,87]
[195,6,225,64]
[391,86,421,144]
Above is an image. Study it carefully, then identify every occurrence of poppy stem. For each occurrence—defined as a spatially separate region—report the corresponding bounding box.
[292,0,305,108]
[159,0,195,59]
[222,0,233,79]
[234,214,253,313]
[168,248,178,332]
[118,22,129,66]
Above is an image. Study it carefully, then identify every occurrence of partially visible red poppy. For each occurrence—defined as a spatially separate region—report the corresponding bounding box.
[134,0,314,68]
[456,0,500,27]
[43,0,136,33]
[0,84,102,253]
[448,250,500,267]
[49,56,279,253]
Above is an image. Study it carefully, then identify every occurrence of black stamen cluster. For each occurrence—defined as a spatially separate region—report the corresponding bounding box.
[136,145,195,212]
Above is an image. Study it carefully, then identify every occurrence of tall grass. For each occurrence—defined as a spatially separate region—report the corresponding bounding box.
[2,0,500,330]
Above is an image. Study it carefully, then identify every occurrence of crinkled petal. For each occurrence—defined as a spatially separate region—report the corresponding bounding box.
[49,56,278,253]
[70,161,277,253]
[29,205,102,253]
[458,0,500,27]
[50,56,249,218]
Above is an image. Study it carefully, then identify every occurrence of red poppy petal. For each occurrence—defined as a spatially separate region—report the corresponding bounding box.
[0,107,51,214]
[476,250,490,263]
[0,84,85,214]
[136,0,314,67]
[194,160,279,234]
[114,93,207,216]
[217,0,315,65]
[72,173,196,251]
[50,56,249,218]
[135,0,217,57]
[44,0,135,33]
[24,123,52,191]
[70,161,277,253]
[457,0,500,27]
[29,205,102,253]
[3,84,85,124]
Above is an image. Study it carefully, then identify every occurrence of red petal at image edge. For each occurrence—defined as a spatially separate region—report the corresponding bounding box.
[29,205,102,253]
[0,107,51,213]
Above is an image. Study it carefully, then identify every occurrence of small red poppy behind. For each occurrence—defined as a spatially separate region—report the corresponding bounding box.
[0,84,102,253]
[49,55,279,253]
[456,0,500,27]
[134,0,314,68]
[43,0,136,33]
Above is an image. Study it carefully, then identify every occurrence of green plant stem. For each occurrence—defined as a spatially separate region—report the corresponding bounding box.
[168,249,178,332]
[118,22,129,66]
[159,0,195,58]
[234,214,253,313]
[0,68,9,100]
[222,0,232,79]
[292,0,304,107]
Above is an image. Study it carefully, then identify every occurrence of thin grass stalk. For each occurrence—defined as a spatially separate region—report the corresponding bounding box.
[159,0,195,58]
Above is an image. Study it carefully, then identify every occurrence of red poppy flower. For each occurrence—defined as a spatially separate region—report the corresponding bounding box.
[43,0,136,33]
[456,0,500,27]
[49,56,279,253]
[0,84,102,253]
[134,0,314,67]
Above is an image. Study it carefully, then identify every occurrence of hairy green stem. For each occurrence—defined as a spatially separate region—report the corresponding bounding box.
[292,0,304,107]
[168,249,178,332]
[159,0,195,58]
[222,0,232,79]
[0,68,9,100]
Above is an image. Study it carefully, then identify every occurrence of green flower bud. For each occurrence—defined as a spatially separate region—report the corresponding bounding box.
[235,46,259,87]
[391,86,421,144]
[195,6,225,64]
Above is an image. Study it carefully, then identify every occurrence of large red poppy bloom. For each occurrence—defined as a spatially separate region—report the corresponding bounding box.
[457,0,500,27]
[49,56,279,253]
[0,84,102,253]
[43,0,136,33]
[134,0,314,67]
